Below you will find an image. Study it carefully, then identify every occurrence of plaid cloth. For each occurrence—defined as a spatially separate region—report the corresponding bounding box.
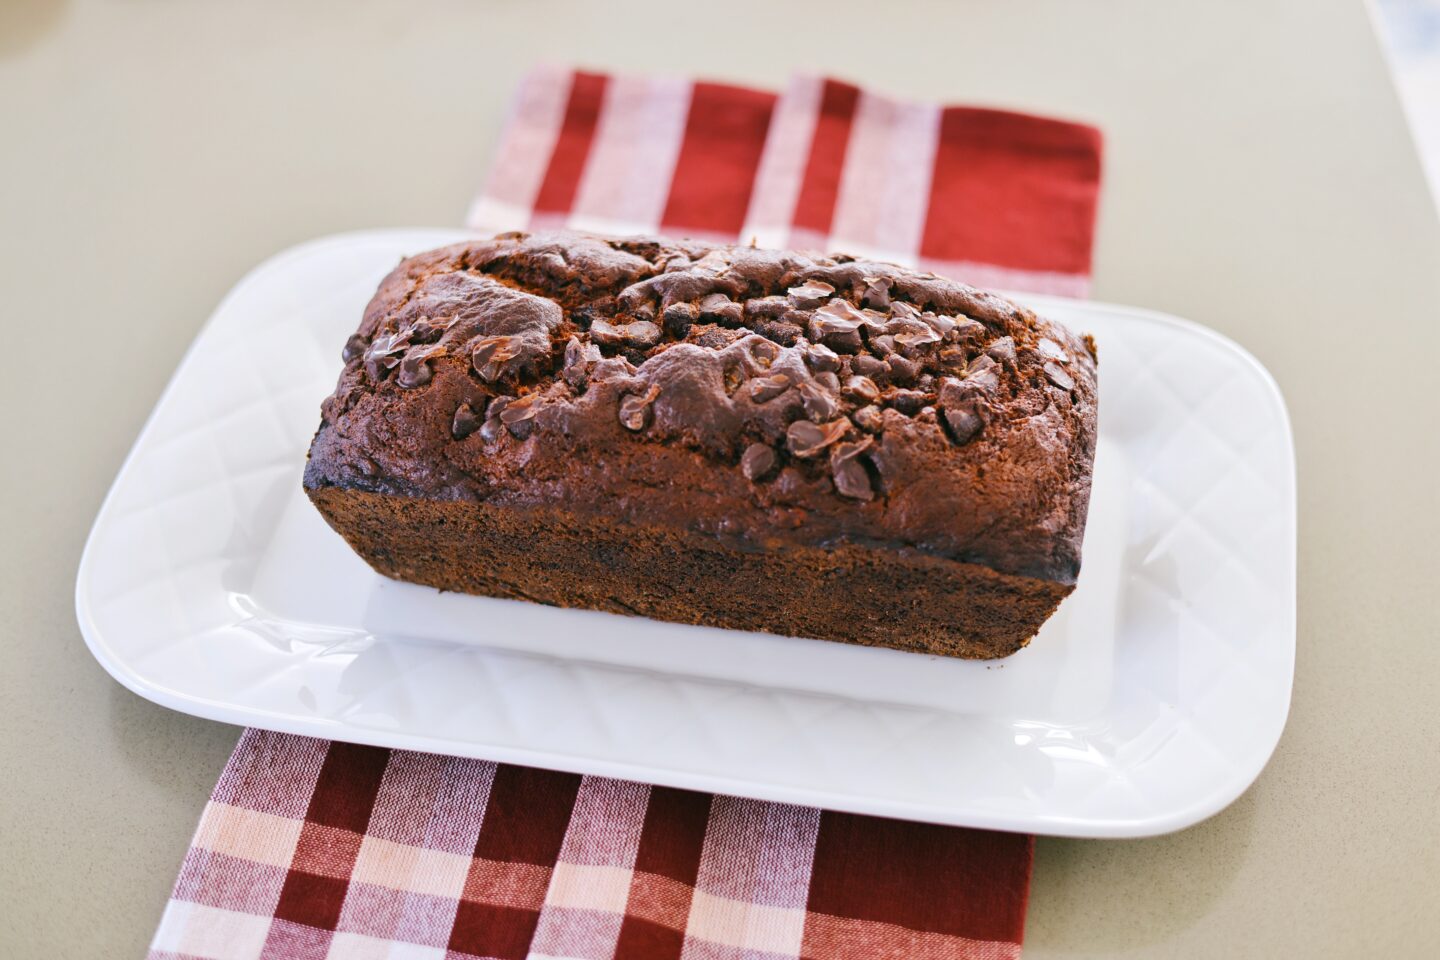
[152,68,1102,960]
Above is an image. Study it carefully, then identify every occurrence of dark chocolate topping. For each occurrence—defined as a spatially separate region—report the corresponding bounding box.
[305,231,1099,582]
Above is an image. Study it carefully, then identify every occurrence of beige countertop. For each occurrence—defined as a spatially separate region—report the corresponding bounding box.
[3,0,1438,956]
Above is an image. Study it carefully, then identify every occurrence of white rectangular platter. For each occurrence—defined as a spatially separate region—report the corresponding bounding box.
[76,229,1295,837]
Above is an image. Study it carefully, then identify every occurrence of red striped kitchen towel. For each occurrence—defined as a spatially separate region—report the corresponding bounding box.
[151,68,1101,960]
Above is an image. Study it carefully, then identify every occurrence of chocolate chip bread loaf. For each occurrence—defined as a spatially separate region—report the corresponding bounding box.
[304,232,1098,659]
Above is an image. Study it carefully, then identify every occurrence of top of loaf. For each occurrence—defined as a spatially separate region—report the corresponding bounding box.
[305,231,1098,583]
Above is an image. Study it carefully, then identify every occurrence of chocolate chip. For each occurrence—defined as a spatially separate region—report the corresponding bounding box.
[952,318,987,343]
[804,342,842,373]
[937,346,969,371]
[662,303,693,340]
[1038,338,1069,362]
[893,326,942,355]
[590,318,662,349]
[964,354,1001,393]
[830,438,875,501]
[986,336,1017,368]
[941,398,988,445]
[812,370,841,392]
[451,402,482,439]
[471,335,522,382]
[786,418,851,458]
[740,443,778,482]
[851,354,888,379]
[748,373,791,403]
[745,296,791,319]
[853,405,884,433]
[1044,361,1075,391]
[619,384,662,431]
[480,396,513,442]
[407,318,442,343]
[800,381,840,421]
[868,334,896,357]
[631,301,657,323]
[699,293,744,327]
[787,279,836,307]
[342,333,367,363]
[887,355,919,384]
[809,300,865,353]
[500,395,539,438]
[861,277,891,310]
[564,336,603,369]
[923,313,958,341]
[363,329,412,381]
[843,375,880,402]
[890,388,928,415]
[397,355,432,389]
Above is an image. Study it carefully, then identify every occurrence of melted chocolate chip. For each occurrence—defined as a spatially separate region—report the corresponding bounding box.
[451,402,482,439]
[941,397,989,446]
[986,336,1017,369]
[740,443,778,482]
[397,355,433,389]
[800,381,840,421]
[363,329,412,381]
[853,405,884,433]
[787,280,836,307]
[804,343,842,373]
[964,354,1001,393]
[844,376,880,403]
[590,318,662,349]
[811,370,841,392]
[786,419,850,458]
[342,333,367,363]
[748,373,791,403]
[500,394,539,438]
[851,354,888,380]
[698,293,744,327]
[923,313,958,341]
[890,388,928,415]
[1038,338,1069,362]
[830,438,875,501]
[471,335,523,382]
[618,384,662,431]
[952,318,987,343]
[887,355,919,385]
[480,396,513,442]
[1044,361,1075,391]
[809,300,866,352]
[861,276,891,310]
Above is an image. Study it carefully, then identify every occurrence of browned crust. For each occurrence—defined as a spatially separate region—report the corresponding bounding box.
[309,486,1072,660]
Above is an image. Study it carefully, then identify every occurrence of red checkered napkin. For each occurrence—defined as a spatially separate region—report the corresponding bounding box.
[151,69,1101,960]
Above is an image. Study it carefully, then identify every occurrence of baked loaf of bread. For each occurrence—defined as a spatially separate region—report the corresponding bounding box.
[305,232,1098,658]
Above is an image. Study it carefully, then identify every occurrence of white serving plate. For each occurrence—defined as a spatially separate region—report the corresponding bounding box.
[76,229,1295,838]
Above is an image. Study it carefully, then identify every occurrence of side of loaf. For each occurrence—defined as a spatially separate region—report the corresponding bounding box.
[304,231,1099,658]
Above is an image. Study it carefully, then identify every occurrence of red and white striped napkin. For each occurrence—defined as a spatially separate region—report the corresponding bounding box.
[468,68,1100,295]
[151,68,1102,960]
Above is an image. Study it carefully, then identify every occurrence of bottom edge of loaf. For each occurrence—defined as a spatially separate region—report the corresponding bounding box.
[306,484,1071,660]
